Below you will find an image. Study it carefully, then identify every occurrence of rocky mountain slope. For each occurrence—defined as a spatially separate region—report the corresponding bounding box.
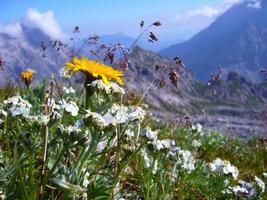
[129,47,267,137]
[160,0,267,82]
[0,25,67,85]
[0,25,266,137]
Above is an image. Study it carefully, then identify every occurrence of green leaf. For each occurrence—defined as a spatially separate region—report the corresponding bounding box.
[51,178,87,194]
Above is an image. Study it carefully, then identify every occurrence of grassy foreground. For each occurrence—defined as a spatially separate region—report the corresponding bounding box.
[0,76,266,200]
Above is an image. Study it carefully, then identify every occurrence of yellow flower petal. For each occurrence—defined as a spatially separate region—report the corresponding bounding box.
[64,57,124,85]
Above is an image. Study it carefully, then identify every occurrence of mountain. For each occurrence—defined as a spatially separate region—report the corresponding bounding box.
[128,47,267,137]
[100,33,181,51]
[0,24,266,137]
[0,25,67,85]
[160,0,267,82]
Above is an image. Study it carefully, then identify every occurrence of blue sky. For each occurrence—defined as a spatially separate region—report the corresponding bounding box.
[0,0,242,41]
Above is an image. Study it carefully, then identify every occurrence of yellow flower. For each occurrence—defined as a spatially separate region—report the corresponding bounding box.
[65,56,124,85]
[20,69,33,86]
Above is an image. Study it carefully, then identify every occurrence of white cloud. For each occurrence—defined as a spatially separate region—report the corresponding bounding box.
[247,0,262,9]
[176,6,220,22]
[175,0,243,23]
[0,21,23,38]
[26,9,66,40]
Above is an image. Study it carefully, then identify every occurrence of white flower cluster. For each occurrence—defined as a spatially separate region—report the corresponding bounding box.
[85,104,146,128]
[59,124,82,138]
[192,123,203,134]
[209,158,239,180]
[141,149,158,174]
[192,139,202,148]
[141,128,175,151]
[142,127,196,172]
[96,140,108,153]
[59,68,71,79]
[63,86,76,94]
[177,149,196,172]
[223,177,265,197]
[28,114,50,126]
[255,176,265,193]
[227,176,265,196]
[3,96,32,117]
[48,99,63,120]
[0,108,7,117]
[108,104,146,124]
[86,111,109,128]
[90,79,125,94]
[62,101,79,116]
[142,127,158,141]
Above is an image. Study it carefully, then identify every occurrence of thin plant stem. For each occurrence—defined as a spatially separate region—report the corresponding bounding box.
[137,76,158,106]
[129,24,153,51]
[23,49,43,70]
[165,172,206,200]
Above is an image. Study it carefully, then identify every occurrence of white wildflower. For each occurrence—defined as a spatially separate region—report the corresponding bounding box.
[192,139,201,148]
[209,158,239,180]
[38,114,50,126]
[230,185,249,194]
[105,104,146,125]
[109,105,128,124]
[180,150,195,172]
[224,179,230,186]
[3,96,32,117]
[142,150,151,168]
[238,180,256,196]
[63,86,76,94]
[177,149,195,172]
[192,123,203,134]
[124,129,135,139]
[60,68,71,79]
[223,161,239,180]
[0,109,7,117]
[28,114,50,126]
[86,111,109,128]
[48,98,62,110]
[142,128,158,141]
[209,158,224,172]
[62,101,79,116]
[127,106,146,122]
[153,160,158,174]
[263,172,267,177]
[255,176,265,193]
[90,79,125,94]
[152,139,174,151]
[65,125,81,135]
[153,140,165,151]
[83,172,90,187]
[96,140,107,153]
[0,191,5,200]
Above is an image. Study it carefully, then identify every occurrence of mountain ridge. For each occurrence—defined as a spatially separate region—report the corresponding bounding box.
[0,24,267,137]
[160,0,267,82]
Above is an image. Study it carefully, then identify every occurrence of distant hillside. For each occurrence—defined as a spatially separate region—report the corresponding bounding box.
[100,33,181,51]
[160,0,267,82]
[129,46,267,137]
[0,25,67,85]
[0,24,266,136]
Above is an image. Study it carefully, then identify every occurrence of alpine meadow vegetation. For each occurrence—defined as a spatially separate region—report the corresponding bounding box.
[0,21,266,200]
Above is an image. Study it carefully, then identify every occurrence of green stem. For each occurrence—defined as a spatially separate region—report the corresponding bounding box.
[110,144,144,199]
[84,75,96,109]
